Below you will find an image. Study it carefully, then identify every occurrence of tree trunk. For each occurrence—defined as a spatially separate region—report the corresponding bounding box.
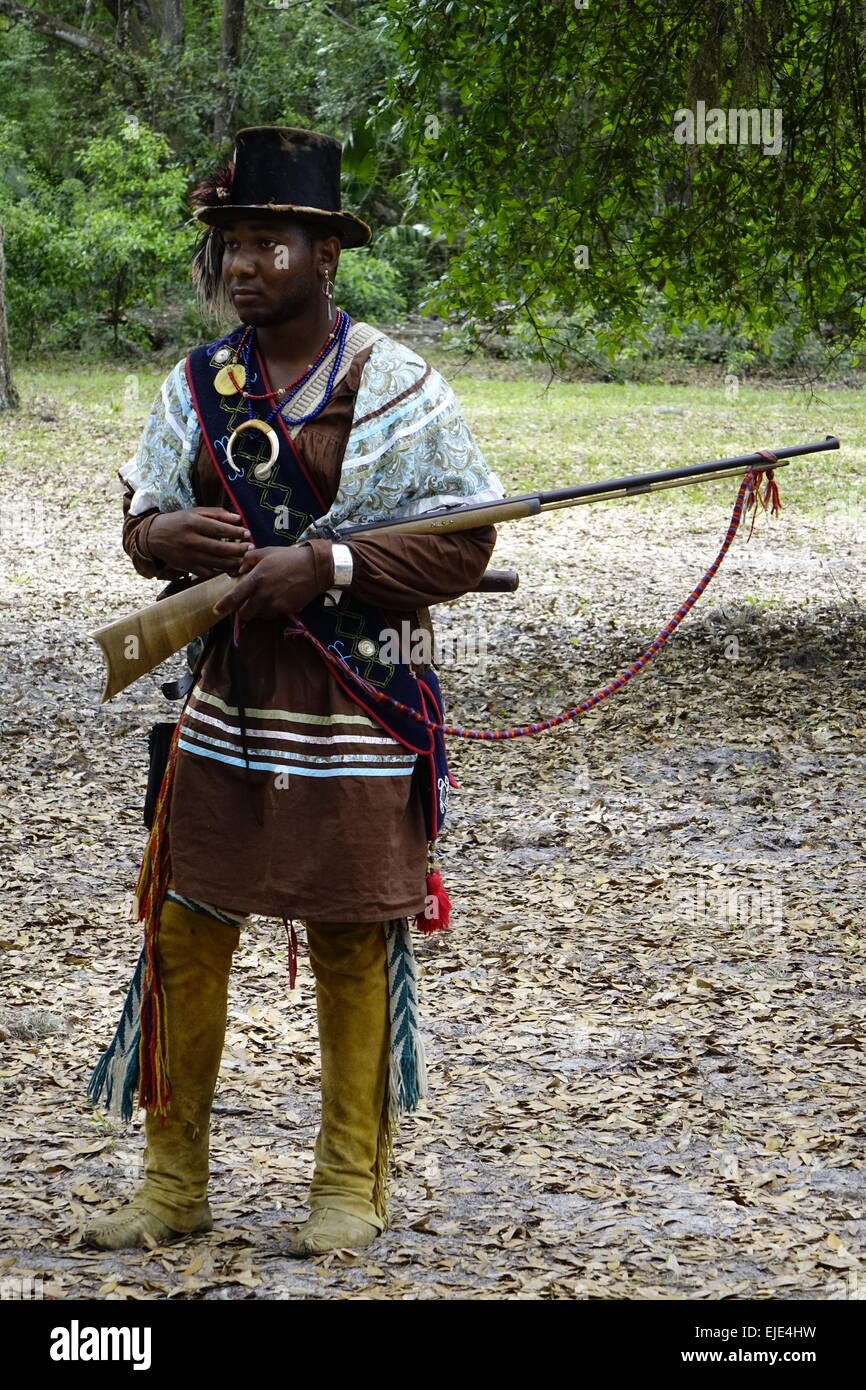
[0,226,19,412]
[159,0,183,48]
[214,0,246,143]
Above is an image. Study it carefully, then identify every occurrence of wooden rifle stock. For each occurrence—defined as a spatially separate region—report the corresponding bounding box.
[91,566,519,703]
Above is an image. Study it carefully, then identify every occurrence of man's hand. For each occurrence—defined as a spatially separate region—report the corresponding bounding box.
[212,546,324,622]
[147,507,253,578]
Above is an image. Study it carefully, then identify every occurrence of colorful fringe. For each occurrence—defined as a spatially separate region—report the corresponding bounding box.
[88,723,182,1125]
[133,725,182,1122]
[85,950,144,1123]
[89,914,430,1141]
[372,1099,395,1229]
[371,918,429,1225]
[385,918,429,1116]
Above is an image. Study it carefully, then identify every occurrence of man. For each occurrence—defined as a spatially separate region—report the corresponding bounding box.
[84,126,503,1256]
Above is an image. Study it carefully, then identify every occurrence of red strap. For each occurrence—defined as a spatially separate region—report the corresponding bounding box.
[288,466,780,744]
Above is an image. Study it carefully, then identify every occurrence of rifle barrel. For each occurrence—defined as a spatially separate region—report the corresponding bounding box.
[342,496,540,538]
[538,460,792,510]
[533,437,838,508]
[340,438,839,538]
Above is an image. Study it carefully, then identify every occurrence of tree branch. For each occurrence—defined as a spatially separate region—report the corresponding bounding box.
[0,0,113,57]
[321,2,359,30]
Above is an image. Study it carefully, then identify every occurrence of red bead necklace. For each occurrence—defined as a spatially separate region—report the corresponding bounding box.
[236,315,343,402]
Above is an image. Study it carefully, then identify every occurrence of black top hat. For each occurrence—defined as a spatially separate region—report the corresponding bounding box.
[192,126,371,249]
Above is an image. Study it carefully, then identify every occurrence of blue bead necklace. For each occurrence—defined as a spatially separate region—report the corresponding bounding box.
[223,309,351,480]
[242,308,350,427]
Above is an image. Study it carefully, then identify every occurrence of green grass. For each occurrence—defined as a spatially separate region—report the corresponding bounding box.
[11,361,866,515]
[449,378,864,515]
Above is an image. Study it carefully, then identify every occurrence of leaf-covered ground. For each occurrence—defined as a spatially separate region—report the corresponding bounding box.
[0,364,864,1300]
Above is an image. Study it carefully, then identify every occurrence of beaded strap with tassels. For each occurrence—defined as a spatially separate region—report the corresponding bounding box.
[286,464,780,744]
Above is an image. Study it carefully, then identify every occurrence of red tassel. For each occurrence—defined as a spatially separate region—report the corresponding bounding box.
[763,469,782,517]
[414,869,452,935]
[283,918,299,989]
[745,456,783,540]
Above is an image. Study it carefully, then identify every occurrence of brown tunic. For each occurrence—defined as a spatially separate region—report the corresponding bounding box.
[121,343,496,922]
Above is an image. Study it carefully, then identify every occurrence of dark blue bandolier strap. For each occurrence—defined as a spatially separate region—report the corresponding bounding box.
[185,332,451,838]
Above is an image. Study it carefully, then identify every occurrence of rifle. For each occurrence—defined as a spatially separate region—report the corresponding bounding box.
[91,436,838,701]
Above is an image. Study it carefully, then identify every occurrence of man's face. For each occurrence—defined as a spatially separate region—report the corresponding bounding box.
[220,218,338,326]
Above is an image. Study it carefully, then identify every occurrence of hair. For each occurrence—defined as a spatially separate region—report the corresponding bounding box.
[191,216,340,319]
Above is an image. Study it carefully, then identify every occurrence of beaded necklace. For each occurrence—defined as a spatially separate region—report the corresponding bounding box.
[222,309,350,479]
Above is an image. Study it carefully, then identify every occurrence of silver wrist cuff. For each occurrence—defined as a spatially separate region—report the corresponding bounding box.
[323,542,353,607]
[331,543,354,589]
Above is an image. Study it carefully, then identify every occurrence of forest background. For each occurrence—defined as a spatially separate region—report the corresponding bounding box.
[1,3,865,1304]
[2,0,866,386]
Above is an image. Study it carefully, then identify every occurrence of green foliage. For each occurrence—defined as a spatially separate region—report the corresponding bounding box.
[379,0,866,367]
[443,290,858,383]
[444,282,861,383]
[335,248,407,322]
[374,222,446,313]
[67,124,190,342]
[1,117,190,353]
[0,191,69,353]
[4,0,866,374]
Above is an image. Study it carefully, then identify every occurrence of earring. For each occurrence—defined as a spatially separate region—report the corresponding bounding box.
[322,270,334,303]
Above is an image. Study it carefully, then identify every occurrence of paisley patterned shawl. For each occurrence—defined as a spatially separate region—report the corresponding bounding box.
[119,329,505,529]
